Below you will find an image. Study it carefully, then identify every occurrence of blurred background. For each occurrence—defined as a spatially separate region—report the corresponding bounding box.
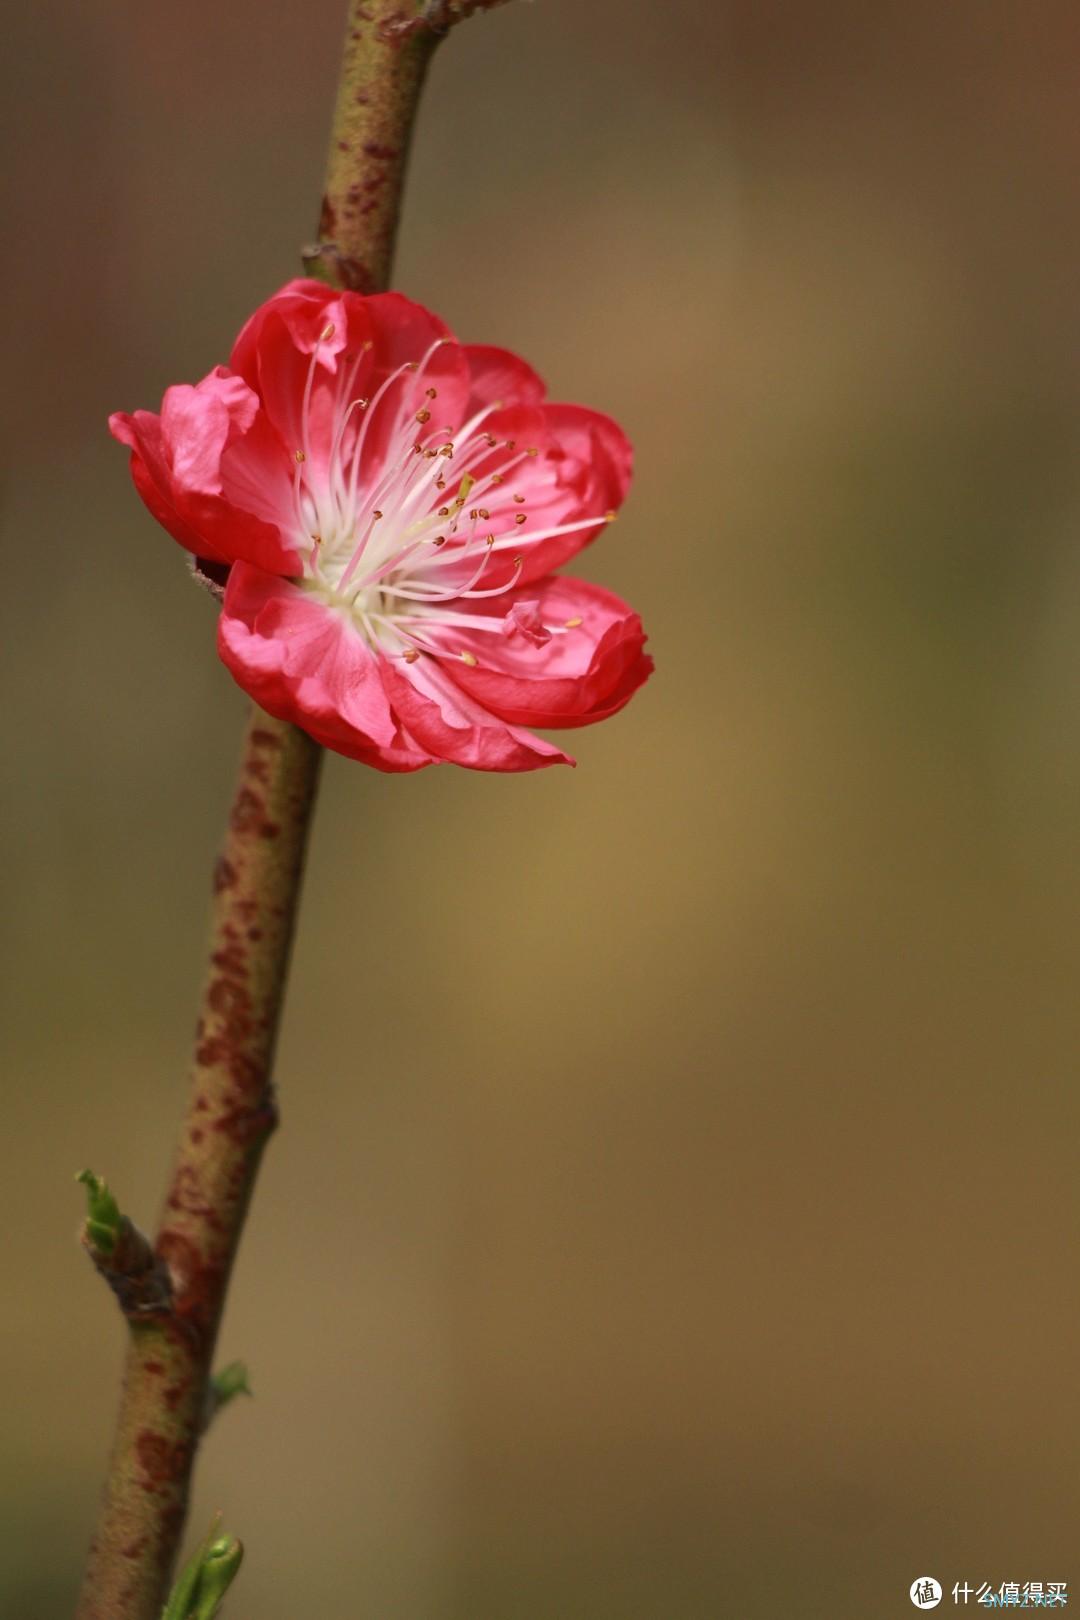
[3,1,1080,1615]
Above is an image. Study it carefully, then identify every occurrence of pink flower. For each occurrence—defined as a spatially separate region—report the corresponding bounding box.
[110,280,652,772]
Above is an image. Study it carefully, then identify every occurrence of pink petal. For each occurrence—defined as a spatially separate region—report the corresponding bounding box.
[218,564,435,772]
[435,575,653,729]
[461,345,547,414]
[382,655,572,772]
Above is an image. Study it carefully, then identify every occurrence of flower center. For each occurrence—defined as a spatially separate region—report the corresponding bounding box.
[287,326,611,666]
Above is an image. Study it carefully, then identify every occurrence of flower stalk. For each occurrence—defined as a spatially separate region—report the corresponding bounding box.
[77,3,522,1614]
[76,713,320,1620]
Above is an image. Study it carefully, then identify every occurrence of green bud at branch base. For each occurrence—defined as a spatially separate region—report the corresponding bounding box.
[161,1521,243,1620]
[76,1170,121,1256]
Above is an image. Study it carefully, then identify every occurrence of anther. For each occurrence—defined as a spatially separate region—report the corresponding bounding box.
[459,650,478,666]
[526,447,539,457]
[403,647,420,663]
[605,511,617,521]
[319,322,335,341]
[406,361,420,372]
[433,536,447,547]
[372,510,383,520]
[565,616,583,628]
[426,387,437,398]
[416,409,431,424]
[513,494,525,503]
[514,513,527,525]
[490,474,504,484]
[295,449,307,462]
[438,506,450,517]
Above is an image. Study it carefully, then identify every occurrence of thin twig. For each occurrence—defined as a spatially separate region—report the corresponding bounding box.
[78,1,508,1609]
[76,714,321,1620]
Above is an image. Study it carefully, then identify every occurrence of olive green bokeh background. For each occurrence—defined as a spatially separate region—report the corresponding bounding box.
[4,2,1080,1615]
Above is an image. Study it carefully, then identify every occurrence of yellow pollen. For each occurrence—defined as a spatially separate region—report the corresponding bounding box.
[459,474,475,500]
[460,650,478,667]
[319,323,335,341]
[295,449,306,462]
[486,535,495,548]
[565,616,583,628]
[605,510,617,522]
[526,447,539,457]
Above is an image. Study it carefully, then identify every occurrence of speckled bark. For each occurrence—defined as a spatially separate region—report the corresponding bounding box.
[76,714,321,1620]
[79,2,514,1611]
[304,0,441,294]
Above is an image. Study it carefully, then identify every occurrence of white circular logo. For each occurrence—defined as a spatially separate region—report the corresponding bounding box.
[910,1578,942,1609]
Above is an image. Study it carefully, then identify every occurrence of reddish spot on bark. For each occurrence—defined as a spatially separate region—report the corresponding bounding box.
[134,1431,176,1488]
[318,195,337,237]
[189,1127,204,1144]
[363,140,399,160]
[158,1229,222,1331]
[260,820,280,839]
[163,1167,217,1227]
[163,1377,191,1413]
[211,941,247,976]
[215,1096,277,1144]
[248,927,263,941]
[207,978,253,1046]
[213,856,238,894]
[143,1360,165,1376]
[337,138,350,151]
[195,1094,210,1113]
[231,786,265,835]
[121,1536,148,1560]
